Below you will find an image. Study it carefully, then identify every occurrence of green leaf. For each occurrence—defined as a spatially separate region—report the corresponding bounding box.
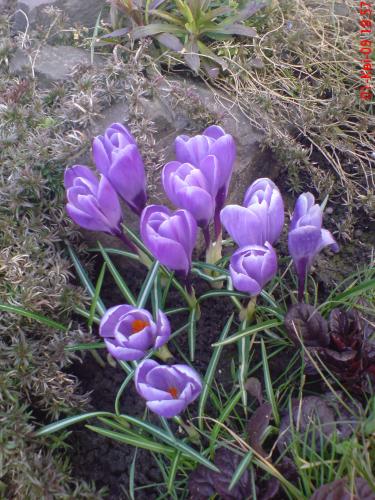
[206,23,257,37]
[137,260,160,309]
[97,242,136,306]
[74,306,101,325]
[238,323,250,410]
[114,371,134,415]
[188,306,198,362]
[197,40,228,70]
[86,425,175,455]
[123,415,219,471]
[203,5,232,21]
[168,450,182,493]
[129,449,137,500]
[35,411,113,437]
[90,9,102,64]
[0,303,67,331]
[261,339,280,426]
[198,314,234,429]
[229,450,253,491]
[184,38,200,73]
[65,341,106,352]
[198,290,248,302]
[155,33,184,51]
[67,243,106,316]
[131,23,182,39]
[224,0,267,24]
[88,261,106,327]
[212,319,282,346]
[101,27,131,39]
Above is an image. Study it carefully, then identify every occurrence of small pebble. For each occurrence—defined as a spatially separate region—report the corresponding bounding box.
[354,229,363,237]
[325,207,334,215]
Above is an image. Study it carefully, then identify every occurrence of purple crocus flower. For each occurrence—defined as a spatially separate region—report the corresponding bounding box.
[230,242,278,296]
[175,125,236,237]
[134,359,202,418]
[140,205,197,275]
[92,122,147,215]
[162,161,215,229]
[288,192,339,301]
[99,305,170,361]
[64,165,122,235]
[221,178,284,247]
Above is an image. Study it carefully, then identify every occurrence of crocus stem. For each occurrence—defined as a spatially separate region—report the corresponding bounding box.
[202,225,211,250]
[239,296,257,322]
[155,344,174,364]
[298,271,306,302]
[90,349,106,368]
[174,416,201,445]
[214,211,222,241]
[116,231,139,254]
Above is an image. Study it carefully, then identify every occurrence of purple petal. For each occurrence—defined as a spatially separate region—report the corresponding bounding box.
[198,155,221,198]
[66,203,111,233]
[134,359,159,390]
[136,382,173,401]
[319,229,339,253]
[64,165,98,189]
[99,305,134,338]
[288,225,322,261]
[92,137,111,176]
[97,175,122,228]
[290,192,316,230]
[243,178,278,206]
[162,161,183,207]
[104,339,145,361]
[220,205,264,246]
[154,310,171,348]
[177,186,214,227]
[209,134,236,188]
[108,145,146,203]
[230,265,261,295]
[146,399,186,418]
[203,125,226,139]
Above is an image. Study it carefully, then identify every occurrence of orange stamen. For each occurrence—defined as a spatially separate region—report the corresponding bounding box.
[131,319,149,334]
[168,387,179,399]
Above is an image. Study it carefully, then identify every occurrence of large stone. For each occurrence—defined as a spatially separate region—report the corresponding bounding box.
[9,44,103,82]
[81,75,279,258]
[11,0,106,33]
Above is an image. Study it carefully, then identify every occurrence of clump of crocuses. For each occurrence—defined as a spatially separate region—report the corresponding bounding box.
[135,359,202,418]
[99,305,171,361]
[288,193,338,301]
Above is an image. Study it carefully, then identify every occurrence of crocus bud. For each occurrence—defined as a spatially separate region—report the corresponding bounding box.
[99,305,170,361]
[64,165,122,235]
[175,126,236,195]
[140,205,197,275]
[92,122,147,215]
[162,161,215,228]
[230,242,278,296]
[175,126,236,237]
[221,178,284,247]
[288,192,339,301]
[134,359,202,418]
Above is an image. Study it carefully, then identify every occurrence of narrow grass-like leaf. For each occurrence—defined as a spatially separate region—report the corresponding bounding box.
[168,451,182,493]
[188,306,198,362]
[86,425,175,455]
[238,331,250,411]
[229,450,253,491]
[198,290,248,302]
[98,242,136,306]
[115,371,134,415]
[67,243,106,315]
[212,319,282,347]
[90,9,102,64]
[74,306,101,325]
[88,261,106,327]
[261,339,280,426]
[198,314,234,429]
[129,449,138,500]
[137,260,160,309]
[123,415,219,472]
[321,279,375,310]
[165,307,189,316]
[0,303,67,331]
[65,341,106,352]
[209,391,242,456]
[88,247,140,261]
[35,411,113,436]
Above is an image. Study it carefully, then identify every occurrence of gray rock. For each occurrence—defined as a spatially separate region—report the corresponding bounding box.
[81,75,279,258]
[10,44,103,82]
[12,0,106,33]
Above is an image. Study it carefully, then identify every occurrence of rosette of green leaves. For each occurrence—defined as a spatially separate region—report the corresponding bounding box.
[105,0,267,75]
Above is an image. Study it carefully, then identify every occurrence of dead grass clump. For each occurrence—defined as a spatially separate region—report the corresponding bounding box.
[209,0,374,237]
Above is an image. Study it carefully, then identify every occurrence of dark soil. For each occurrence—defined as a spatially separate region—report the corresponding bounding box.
[68,260,237,499]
